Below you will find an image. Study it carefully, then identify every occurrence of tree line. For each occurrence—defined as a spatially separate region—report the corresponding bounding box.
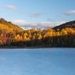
[0,27,75,47]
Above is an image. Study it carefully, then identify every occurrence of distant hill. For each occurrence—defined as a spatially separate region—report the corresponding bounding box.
[0,18,75,47]
[0,18,23,34]
[53,20,75,31]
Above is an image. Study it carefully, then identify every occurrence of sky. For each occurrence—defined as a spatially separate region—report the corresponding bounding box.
[0,0,75,29]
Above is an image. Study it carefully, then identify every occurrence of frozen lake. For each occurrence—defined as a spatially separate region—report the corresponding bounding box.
[0,48,75,75]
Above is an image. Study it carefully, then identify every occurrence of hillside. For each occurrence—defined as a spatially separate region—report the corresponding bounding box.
[53,20,75,31]
[0,19,75,47]
[0,18,23,34]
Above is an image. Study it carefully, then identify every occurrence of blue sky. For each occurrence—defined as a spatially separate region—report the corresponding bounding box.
[0,0,75,29]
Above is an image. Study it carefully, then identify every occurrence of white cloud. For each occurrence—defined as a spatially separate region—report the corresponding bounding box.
[30,13,43,18]
[4,5,16,10]
[12,20,65,29]
[12,20,27,25]
[4,5,43,18]
[64,10,75,15]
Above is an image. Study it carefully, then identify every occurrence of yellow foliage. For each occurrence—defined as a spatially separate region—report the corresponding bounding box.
[23,33,30,41]
[14,34,23,41]
[37,34,42,39]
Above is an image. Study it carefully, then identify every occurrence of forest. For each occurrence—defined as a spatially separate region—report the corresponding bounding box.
[0,18,75,48]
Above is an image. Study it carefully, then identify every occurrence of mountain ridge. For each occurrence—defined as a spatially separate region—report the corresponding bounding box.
[53,20,75,31]
[0,18,75,31]
[0,18,23,33]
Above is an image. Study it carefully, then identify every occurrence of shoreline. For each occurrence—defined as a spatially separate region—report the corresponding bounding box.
[0,46,75,49]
